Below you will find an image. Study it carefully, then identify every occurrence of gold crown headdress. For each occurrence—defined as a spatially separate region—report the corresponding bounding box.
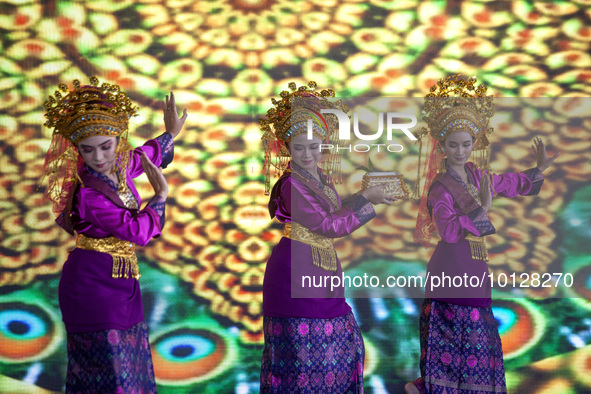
[413,75,494,195]
[413,74,495,246]
[44,76,137,144]
[40,76,138,219]
[260,81,348,195]
[421,75,493,148]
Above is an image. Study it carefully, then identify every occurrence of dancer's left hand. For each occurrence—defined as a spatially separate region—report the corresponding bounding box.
[162,91,188,139]
[141,152,168,198]
[533,137,560,173]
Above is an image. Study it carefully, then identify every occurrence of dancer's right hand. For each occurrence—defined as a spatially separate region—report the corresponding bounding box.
[141,152,168,198]
[480,173,492,212]
[162,91,188,139]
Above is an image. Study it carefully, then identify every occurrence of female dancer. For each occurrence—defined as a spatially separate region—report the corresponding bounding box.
[260,82,395,393]
[406,75,559,393]
[41,76,187,392]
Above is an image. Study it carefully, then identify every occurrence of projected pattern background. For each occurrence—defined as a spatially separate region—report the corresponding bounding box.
[1,1,591,392]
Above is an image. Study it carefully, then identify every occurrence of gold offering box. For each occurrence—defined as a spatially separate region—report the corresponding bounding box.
[361,172,410,200]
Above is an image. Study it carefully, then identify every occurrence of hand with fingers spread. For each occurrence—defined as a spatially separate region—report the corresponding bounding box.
[479,172,492,212]
[362,184,398,205]
[162,92,188,139]
[533,137,560,173]
[141,152,168,199]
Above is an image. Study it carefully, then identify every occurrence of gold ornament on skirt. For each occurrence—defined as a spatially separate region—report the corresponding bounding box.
[75,233,140,279]
[284,222,337,272]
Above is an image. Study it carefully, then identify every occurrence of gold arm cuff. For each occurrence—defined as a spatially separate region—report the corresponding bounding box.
[75,233,140,279]
[284,223,337,272]
[465,234,488,262]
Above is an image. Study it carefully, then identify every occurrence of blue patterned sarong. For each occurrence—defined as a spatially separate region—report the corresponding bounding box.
[260,311,364,393]
[65,321,157,394]
[415,299,507,393]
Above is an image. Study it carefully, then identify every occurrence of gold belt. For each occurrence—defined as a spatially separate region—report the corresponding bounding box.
[284,222,337,272]
[75,234,140,279]
[465,234,488,262]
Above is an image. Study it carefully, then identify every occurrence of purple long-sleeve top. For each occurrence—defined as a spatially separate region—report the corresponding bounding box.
[425,161,544,307]
[71,134,173,243]
[59,133,173,333]
[263,161,375,318]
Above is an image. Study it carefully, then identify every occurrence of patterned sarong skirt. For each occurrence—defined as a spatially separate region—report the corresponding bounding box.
[65,321,157,394]
[415,299,507,393]
[260,310,365,393]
